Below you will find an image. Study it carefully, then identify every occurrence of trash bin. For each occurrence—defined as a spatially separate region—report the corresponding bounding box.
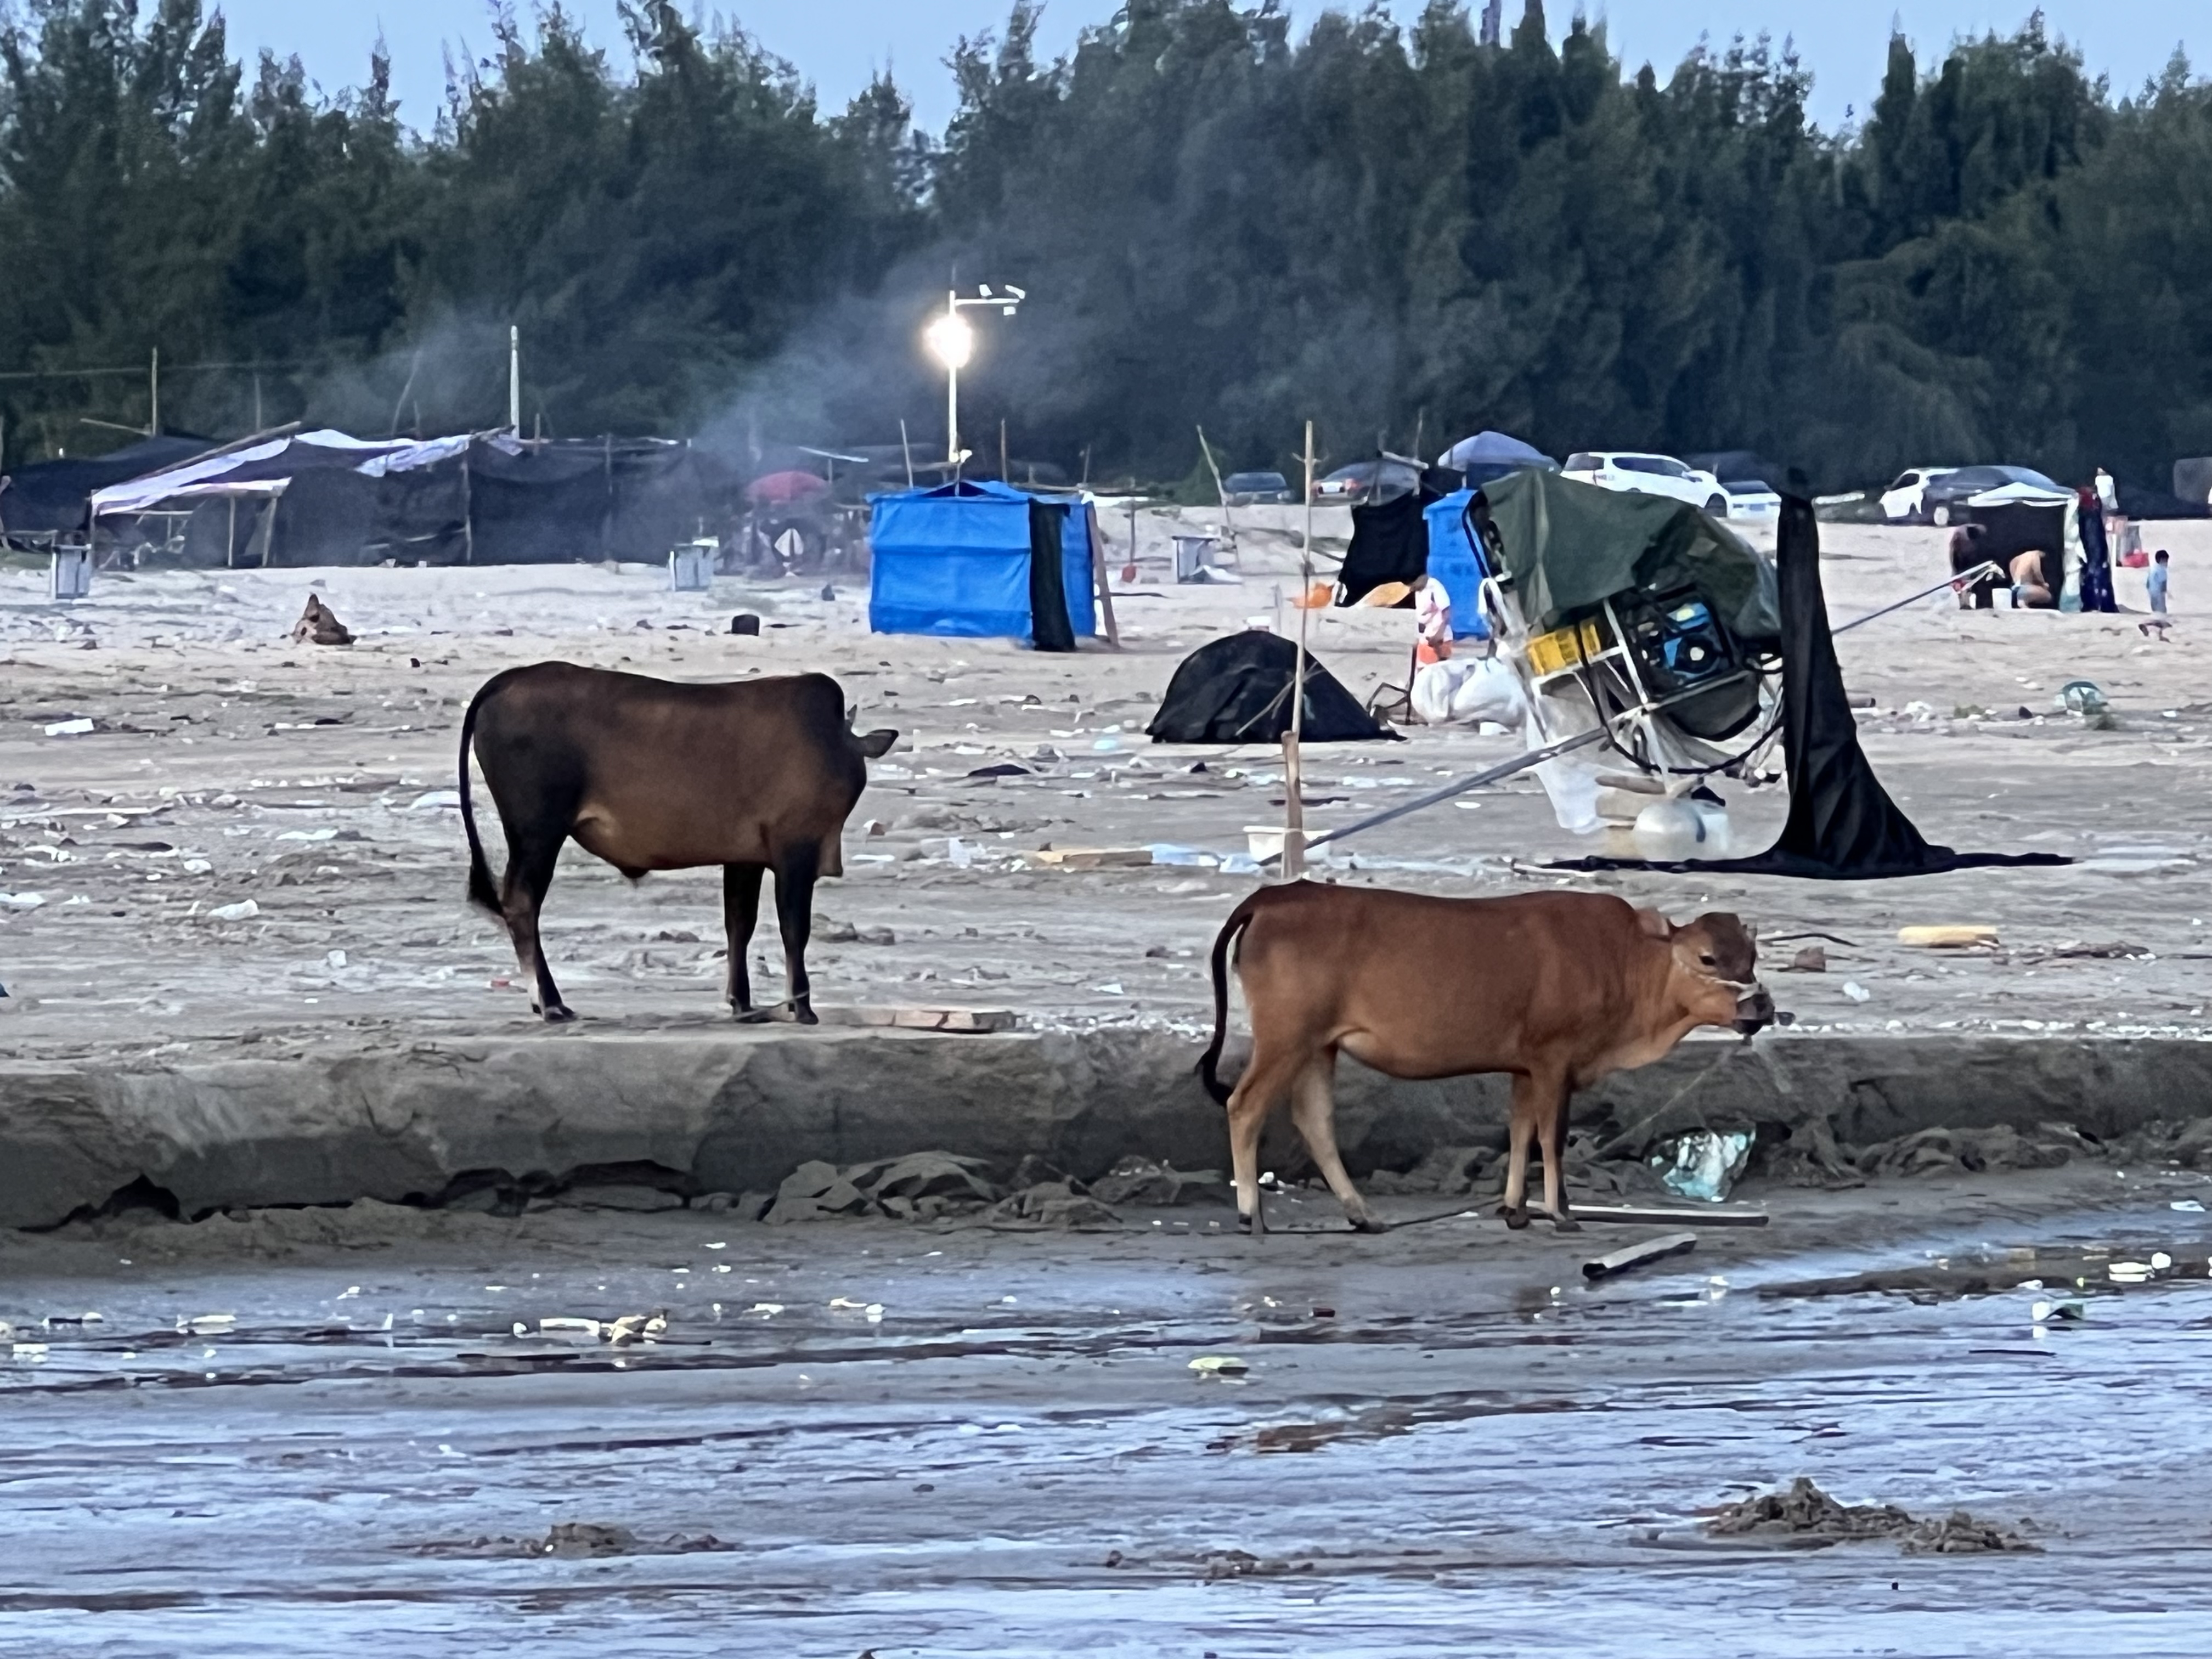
[1172,534,1219,583]
[48,545,91,602]
[669,540,716,592]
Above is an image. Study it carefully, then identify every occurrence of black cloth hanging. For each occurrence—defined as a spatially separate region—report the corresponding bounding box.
[2078,494,2117,613]
[1026,500,1077,653]
[1146,631,1395,743]
[1335,489,1432,604]
[1553,494,2067,879]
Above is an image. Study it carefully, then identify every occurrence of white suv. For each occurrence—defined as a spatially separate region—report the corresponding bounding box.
[1561,452,1728,515]
[1879,467,1958,524]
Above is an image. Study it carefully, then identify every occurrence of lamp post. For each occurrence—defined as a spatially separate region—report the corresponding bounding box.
[926,285,1025,469]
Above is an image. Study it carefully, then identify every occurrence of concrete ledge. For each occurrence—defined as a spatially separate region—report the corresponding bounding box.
[5,1027,2210,1228]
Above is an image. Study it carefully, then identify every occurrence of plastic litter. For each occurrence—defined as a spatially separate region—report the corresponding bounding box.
[1188,1355,1250,1377]
[1583,1231,1698,1280]
[43,718,94,737]
[179,1313,236,1335]
[1654,1131,1754,1202]
[0,893,46,911]
[1841,981,1872,1002]
[208,899,259,922]
[2171,1199,2205,1212]
[2060,680,2108,714]
[409,790,464,811]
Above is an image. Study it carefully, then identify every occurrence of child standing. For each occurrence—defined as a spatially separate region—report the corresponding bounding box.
[2149,549,2171,613]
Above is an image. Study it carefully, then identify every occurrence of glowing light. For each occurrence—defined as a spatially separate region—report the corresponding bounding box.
[925,313,974,370]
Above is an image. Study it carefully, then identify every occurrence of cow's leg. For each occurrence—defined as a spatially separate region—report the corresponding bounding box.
[1225,1048,1301,1237]
[1534,1071,1579,1232]
[500,833,573,1023]
[1289,1051,1384,1234]
[721,862,765,1016]
[1499,1071,1540,1229]
[772,843,821,1025]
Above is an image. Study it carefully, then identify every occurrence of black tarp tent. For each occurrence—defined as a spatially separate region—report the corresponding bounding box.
[84,430,719,566]
[0,434,216,535]
[1146,631,1393,744]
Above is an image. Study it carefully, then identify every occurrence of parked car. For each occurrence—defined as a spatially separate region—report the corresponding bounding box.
[1918,465,2067,526]
[1222,470,1293,506]
[1561,452,1728,515]
[1720,479,1781,524]
[1879,466,1958,523]
[1313,459,1422,505]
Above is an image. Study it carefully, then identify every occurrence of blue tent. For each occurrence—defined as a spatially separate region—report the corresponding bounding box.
[867,480,1095,644]
[1423,490,1492,640]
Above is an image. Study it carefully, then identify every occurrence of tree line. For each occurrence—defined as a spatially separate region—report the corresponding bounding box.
[2,0,2208,494]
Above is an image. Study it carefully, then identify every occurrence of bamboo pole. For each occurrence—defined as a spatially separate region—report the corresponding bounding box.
[1282,420,1317,881]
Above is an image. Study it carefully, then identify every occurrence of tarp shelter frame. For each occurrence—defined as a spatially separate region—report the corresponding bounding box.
[1262,562,2011,866]
[88,430,491,568]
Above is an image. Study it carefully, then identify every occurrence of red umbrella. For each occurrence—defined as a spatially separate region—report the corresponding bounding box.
[747,470,830,505]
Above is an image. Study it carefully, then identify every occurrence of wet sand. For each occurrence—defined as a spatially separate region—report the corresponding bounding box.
[4,1166,2211,1654]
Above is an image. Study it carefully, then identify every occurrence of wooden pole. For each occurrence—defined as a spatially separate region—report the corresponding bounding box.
[227,496,236,569]
[1088,502,1120,648]
[1197,425,1237,560]
[1282,420,1317,881]
[899,418,915,488]
[1000,417,1008,484]
[148,347,160,436]
[461,448,475,565]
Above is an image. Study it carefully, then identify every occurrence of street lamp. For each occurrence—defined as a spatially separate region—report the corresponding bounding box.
[926,284,1025,468]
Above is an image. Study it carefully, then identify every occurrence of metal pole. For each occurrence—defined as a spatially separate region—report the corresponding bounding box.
[945,291,959,466]
[509,325,521,433]
[899,418,915,488]
[1262,727,1609,867]
[1281,420,1318,879]
[1839,561,2004,632]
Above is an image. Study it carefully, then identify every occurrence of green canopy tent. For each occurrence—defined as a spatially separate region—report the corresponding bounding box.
[1475,467,1780,645]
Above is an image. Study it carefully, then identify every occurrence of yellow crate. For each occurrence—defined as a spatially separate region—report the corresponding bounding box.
[1525,618,1608,676]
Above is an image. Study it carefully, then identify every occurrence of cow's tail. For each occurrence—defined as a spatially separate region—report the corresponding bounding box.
[457,681,504,924]
[1199,892,1266,1105]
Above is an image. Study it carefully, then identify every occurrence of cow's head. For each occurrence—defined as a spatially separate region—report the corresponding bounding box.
[1638,908,1774,1036]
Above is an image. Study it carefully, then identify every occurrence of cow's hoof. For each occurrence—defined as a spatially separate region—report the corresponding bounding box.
[1235,1213,1254,1233]
[732,1006,772,1025]
[1498,1204,1532,1231]
[1349,1213,1390,1235]
[1549,1214,1582,1234]
[540,1005,577,1025]
[792,1004,819,1026]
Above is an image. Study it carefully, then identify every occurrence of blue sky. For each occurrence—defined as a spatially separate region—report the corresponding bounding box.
[212,2,2200,132]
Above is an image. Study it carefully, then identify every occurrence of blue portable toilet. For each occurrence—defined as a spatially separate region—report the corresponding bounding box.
[867,479,1094,646]
[1422,489,1492,641]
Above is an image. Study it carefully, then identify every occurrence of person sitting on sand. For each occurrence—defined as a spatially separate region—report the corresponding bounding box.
[2009,551,2053,610]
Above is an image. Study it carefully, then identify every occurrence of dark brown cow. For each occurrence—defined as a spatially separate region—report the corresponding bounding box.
[1199,882,1773,1233]
[459,663,896,1024]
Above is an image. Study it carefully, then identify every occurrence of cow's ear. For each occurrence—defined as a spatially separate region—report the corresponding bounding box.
[1634,907,1673,941]
[857,728,900,759]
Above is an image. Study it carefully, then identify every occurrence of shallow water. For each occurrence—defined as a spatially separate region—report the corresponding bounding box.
[4,1195,2210,1656]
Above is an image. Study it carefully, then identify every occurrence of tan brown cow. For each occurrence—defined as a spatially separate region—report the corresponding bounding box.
[459,663,896,1024]
[1199,882,1772,1233]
